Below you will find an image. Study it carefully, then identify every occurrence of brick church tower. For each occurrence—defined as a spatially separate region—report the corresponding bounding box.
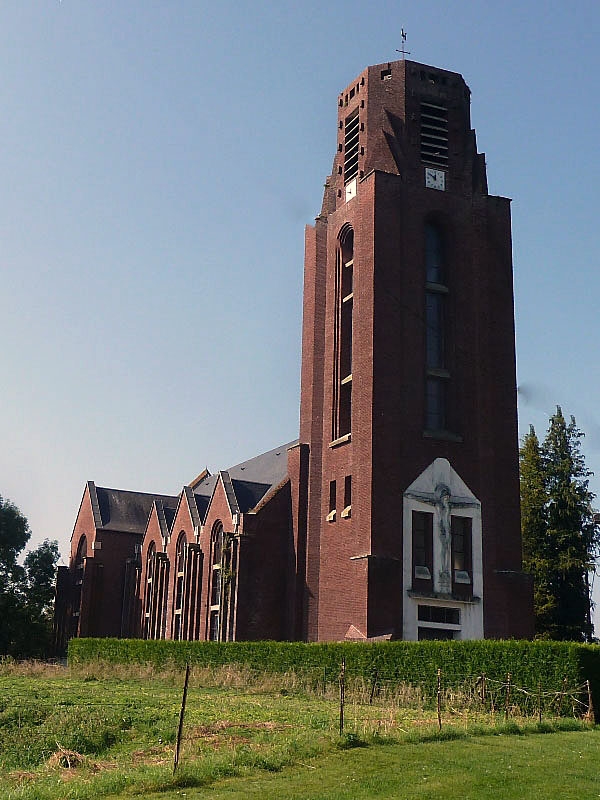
[297,59,533,642]
[55,56,534,650]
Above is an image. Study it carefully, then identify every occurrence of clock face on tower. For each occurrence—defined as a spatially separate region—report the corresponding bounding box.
[425,167,446,191]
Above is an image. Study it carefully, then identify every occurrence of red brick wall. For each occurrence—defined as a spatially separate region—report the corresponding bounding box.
[298,59,533,641]
[164,497,196,638]
[235,483,293,640]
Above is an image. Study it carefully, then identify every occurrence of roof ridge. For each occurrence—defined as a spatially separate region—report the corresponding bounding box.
[87,481,103,528]
[220,470,240,517]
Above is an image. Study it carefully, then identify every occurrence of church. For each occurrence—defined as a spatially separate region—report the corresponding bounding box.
[53,57,534,651]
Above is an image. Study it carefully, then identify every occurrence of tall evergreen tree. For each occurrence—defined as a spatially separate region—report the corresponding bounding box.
[520,407,599,641]
[520,425,554,634]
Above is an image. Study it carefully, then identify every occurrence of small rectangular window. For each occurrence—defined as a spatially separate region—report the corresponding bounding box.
[341,475,352,518]
[418,605,460,625]
[210,570,221,607]
[209,610,219,641]
[412,511,433,588]
[327,480,337,522]
[451,516,473,593]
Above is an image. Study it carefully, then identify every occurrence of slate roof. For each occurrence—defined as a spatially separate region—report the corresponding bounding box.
[191,439,298,518]
[95,486,179,534]
[88,440,297,536]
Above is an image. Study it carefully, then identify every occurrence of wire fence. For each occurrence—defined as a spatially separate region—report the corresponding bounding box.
[1,660,594,776]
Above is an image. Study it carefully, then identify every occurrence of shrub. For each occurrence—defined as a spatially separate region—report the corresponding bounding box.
[68,638,600,718]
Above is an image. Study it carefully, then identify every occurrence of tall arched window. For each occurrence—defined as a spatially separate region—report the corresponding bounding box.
[71,535,87,635]
[208,523,224,641]
[208,522,235,641]
[172,532,187,640]
[424,223,449,431]
[143,541,169,640]
[333,226,354,440]
[143,542,156,639]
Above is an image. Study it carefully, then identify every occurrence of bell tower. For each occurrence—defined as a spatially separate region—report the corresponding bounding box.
[297,59,533,642]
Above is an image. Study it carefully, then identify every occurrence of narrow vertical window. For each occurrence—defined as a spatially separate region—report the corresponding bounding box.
[344,109,360,183]
[208,522,233,641]
[333,227,353,440]
[425,293,444,368]
[327,480,337,522]
[342,475,352,518]
[412,511,433,591]
[451,516,472,595]
[172,532,187,640]
[425,224,444,283]
[424,223,449,431]
[71,536,87,635]
[209,522,223,641]
[143,542,155,639]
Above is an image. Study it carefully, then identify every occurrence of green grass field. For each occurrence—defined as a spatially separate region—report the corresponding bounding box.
[139,732,600,800]
[1,662,598,800]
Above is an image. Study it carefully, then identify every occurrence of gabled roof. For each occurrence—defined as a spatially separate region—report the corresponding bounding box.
[94,486,179,534]
[192,491,212,522]
[231,479,273,513]
[154,498,178,539]
[190,440,298,519]
[182,486,201,529]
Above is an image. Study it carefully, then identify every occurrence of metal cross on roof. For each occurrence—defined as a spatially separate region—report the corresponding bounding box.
[396,29,411,60]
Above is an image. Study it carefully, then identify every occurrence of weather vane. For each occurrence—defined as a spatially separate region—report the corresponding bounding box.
[396,29,410,60]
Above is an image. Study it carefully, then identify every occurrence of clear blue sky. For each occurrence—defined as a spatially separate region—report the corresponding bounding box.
[1,1,599,607]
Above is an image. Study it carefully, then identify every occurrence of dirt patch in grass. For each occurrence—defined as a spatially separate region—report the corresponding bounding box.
[188,720,291,737]
[9,769,38,784]
[129,746,173,766]
[184,720,291,749]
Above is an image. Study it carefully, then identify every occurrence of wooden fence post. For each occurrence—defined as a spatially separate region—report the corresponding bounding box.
[437,668,442,731]
[339,656,346,736]
[504,673,512,721]
[173,663,190,774]
[538,681,542,723]
[480,673,486,706]
[369,669,379,705]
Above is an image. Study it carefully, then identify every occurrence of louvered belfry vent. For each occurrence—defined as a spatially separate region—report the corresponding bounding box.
[420,102,448,166]
[343,109,360,183]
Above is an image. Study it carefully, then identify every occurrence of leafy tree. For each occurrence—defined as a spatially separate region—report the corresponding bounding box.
[520,408,600,641]
[0,495,30,590]
[0,495,60,658]
[23,539,60,615]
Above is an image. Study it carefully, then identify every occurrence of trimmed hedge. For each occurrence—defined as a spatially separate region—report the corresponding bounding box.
[69,638,600,715]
